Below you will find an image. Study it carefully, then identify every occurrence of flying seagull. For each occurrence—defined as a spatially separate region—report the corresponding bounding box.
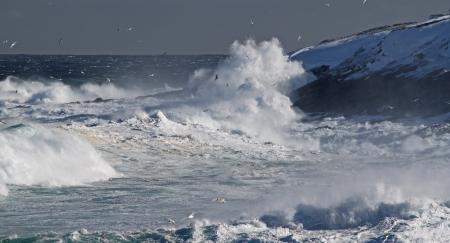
[187,212,195,219]
[212,197,226,204]
[297,35,302,41]
[167,218,176,225]
[58,38,63,46]
[250,19,254,25]
[9,41,17,49]
[363,0,368,4]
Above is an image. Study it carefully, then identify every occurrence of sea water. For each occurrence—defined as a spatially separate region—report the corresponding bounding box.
[1,40,450,242]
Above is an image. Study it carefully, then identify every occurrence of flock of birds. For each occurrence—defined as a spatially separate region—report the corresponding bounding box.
[1,25,136,50]
[252,0,368,43]
[1,0,372,229]
[2,0,371,51]
[2,0,366,225]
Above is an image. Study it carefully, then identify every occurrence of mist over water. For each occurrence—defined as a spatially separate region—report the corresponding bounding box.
[0,76,146,104]
[157,39,310,143]
[1,39,450,242]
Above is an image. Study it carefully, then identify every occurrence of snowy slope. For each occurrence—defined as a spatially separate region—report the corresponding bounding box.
[291,16,450,80]
[290,16,450,116]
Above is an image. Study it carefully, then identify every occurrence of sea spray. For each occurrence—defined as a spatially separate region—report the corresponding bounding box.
[160,39,311,143]
[0,76,143,104]
[0,124,119,196]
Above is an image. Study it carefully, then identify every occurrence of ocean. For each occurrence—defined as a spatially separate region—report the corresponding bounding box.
[1,40,450,242]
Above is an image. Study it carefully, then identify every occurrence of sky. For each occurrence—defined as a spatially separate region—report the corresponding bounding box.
[0,0,449,55]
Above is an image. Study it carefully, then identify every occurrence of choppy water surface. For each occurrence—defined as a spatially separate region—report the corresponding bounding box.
[2,40,450,242]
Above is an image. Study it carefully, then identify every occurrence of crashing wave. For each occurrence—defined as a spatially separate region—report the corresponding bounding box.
[0,124,119,196]
[143,39,311,143]
[3,198,450,242]
[293,197,411,230]
[0,76,144,104]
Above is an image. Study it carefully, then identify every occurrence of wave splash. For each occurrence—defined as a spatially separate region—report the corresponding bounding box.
[154,39,311,143]
[3,199,449,242]
[293,197,411,230]
[0,124,119,196]
[0,76,142,104]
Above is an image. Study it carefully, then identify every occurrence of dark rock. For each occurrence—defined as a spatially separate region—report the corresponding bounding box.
[292,71,450,117]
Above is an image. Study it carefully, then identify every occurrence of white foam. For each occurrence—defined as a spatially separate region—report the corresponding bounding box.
[160,39,310,143]
[0,76,143,104]
[0,124,119,196]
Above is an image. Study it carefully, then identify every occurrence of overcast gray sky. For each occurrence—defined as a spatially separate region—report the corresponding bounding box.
[0,0,449,55]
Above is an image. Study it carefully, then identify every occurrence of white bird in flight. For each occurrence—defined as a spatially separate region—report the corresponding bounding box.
[297,35,302,41]
[167,218,176,225]
[363,0,368,4]
[187,212,195,219]
[9,41,17,49]
[212,197,226,204]
[250,19,254,25]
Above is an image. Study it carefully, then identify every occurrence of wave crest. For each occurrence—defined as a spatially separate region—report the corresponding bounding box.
[156,39,311,143]
[0,76,141,104]
[293,197,411,230]
[0,124,119,196]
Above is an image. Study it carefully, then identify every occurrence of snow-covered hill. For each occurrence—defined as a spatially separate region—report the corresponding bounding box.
[290,16,450,116]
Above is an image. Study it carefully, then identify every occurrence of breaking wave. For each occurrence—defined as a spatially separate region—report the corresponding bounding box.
[2,198,449,242]
[0,76,144,104]
[146,39,312,143]
[293,198,411,230]
[2,40,450,242]
[0,124,119,196]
